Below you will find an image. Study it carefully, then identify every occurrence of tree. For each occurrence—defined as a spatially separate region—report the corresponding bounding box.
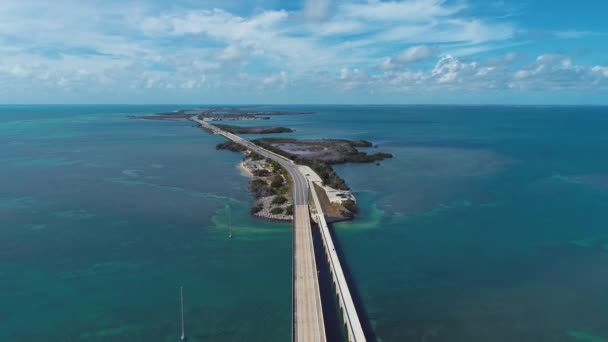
[272,195,287,205]
[270,207,284,215]
[270,175,284,188]
[253,169,271,177]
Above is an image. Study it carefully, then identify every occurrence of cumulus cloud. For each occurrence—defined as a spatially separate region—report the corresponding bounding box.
[0,1,605,102]
[510,54,608,89]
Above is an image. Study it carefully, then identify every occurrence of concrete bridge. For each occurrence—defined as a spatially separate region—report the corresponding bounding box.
[193,116,366,342]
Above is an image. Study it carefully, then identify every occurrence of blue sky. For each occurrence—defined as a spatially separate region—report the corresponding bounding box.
[1,0,607,104]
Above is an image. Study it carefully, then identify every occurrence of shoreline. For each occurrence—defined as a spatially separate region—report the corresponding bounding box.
[240,155,294,222]
[238,161,253,178]
[196,116,381,221]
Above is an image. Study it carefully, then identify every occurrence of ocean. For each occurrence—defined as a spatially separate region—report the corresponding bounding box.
[1,105,607,341]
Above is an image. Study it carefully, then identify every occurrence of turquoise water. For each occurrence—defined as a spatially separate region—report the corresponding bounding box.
[1,105,608,341]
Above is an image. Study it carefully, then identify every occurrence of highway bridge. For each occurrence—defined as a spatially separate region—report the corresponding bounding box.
[193,116,366,342]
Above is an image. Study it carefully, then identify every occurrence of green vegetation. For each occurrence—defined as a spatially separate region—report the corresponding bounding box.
[252,169,271,177]
[345,151,394,163]
[250,203,263,214]
[214,124,294,134]
[270,175,284,188]
[308,160,349,190]
[249,152,265,161]
[252,138,392,190]
[270,207,284,215]
[272,195,287,205]
[267,159,281,172]
[252,139,348,189]
[285,205,294,215]
[216,141,246,152]
[250,179,274,198]
[342,199,358,214]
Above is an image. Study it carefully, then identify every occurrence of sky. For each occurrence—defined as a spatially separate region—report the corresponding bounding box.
[0,0,607,104]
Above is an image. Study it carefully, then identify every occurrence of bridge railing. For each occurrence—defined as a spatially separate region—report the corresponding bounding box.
[309,182,366,342]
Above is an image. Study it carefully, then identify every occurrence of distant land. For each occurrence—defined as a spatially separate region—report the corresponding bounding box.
[128,107,313,121]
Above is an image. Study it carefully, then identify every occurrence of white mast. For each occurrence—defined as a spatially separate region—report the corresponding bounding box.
[180,286,186,341]
[228,205,233,239]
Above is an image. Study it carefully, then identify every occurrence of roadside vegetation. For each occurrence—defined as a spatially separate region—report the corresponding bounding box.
[214,124,294,134]
[216,141,246,152]
[252,138,392,190]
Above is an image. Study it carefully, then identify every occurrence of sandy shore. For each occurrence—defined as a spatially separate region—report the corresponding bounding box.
[238,161,254,178]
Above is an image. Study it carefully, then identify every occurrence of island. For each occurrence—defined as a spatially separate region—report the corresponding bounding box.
[215,128,393,221]
[128,107,312,121]
[251,138,392,190]
[132,108,393,222]
[213,124,294,134]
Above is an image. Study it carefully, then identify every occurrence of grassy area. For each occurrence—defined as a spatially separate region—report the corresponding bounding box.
[214,124,294,134]
[313,183,352,218]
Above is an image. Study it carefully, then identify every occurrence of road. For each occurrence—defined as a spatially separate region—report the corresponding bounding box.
[192,117,327,342]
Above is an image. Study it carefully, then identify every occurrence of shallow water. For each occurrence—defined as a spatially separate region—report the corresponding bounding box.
[1,105,608,341]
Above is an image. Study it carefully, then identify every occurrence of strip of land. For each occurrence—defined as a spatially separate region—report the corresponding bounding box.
[132,109,393,221]
[214,124,294,134]
[129,107,313,121]
[215,124,393,220]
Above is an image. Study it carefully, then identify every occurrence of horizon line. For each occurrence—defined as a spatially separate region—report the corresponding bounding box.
[1,103,607,107]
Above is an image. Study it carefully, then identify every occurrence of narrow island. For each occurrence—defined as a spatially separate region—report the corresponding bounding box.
[214,128,393,221]
[132,108,393,222]
[214,124,294,134]
[128,107,312,121]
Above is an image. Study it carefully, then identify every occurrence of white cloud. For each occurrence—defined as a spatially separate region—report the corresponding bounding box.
[303,0,333,21]
[262,71,288,88]
[510,54,608,89]
[317,20,364,36]
[381,45,435,70]
[0,1,605,102]
[592,66,608,78]
[216,42,257,62]
[341,0,464,22]
[431,54,478,83]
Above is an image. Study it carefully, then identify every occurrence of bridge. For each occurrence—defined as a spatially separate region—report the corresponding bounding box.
[192,116,366,342]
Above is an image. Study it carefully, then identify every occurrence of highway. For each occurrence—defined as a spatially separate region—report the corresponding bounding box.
[193,116,327,342]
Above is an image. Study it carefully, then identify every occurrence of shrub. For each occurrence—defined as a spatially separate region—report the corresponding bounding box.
[253,169,271,177]
[272,195,287,205]
[285,205,294,215]
[250,152,264,161]
[270,207,284,215]
[270,175,284,188]
[250,179,274,198]
[250,179,267,192]
[216,141,246,152]
[342,199,357,213]
[251,203,263,214]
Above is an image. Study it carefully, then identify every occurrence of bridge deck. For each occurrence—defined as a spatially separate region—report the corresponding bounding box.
[193,116,365,342]
[293,205,326,342]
